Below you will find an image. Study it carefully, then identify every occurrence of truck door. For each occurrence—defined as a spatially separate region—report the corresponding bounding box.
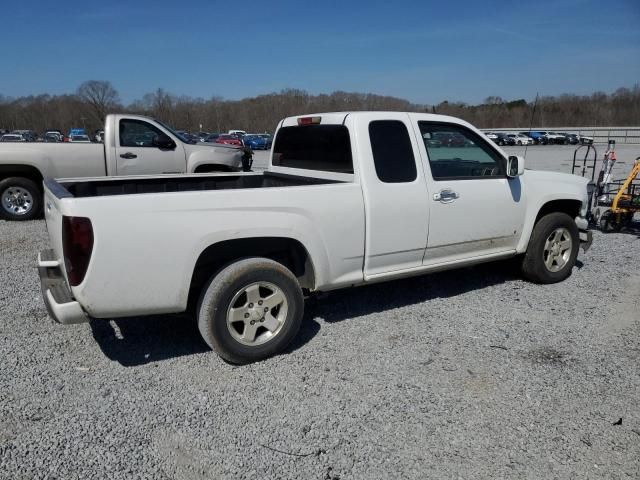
[115,118,185,175]
[413,119,525,265]
[355,113,430,278]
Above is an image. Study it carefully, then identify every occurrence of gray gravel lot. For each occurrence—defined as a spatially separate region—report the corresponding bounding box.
[1,150,640,479]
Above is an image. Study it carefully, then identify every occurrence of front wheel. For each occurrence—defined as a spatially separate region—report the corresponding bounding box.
[197,257,304,364]
[0,177,42,221]
[521,212,580,284]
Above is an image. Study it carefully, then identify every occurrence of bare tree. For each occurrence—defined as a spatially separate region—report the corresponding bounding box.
[76,80,120,123]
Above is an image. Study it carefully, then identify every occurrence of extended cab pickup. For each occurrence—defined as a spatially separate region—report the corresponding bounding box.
[38,112,593,364]
[0,114,246,220]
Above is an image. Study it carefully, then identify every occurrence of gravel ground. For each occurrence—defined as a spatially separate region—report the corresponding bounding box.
[1,157,640,478]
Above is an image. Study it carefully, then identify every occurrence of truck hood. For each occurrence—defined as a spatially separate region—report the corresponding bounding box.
[184,142,243,153]
[183,141,244,169]
[524,169,589,188]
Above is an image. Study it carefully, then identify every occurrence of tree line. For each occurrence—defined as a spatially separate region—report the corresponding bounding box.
[1,80,638,134]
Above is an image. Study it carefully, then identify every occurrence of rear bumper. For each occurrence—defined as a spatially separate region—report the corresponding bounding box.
[38,249,89,325]
[574,216,593,252]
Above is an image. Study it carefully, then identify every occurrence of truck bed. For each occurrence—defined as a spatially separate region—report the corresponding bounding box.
[47,172,341,198]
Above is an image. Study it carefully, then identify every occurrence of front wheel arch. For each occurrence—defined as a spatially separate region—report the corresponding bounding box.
[534,199,582,225]
[521,212,580,283]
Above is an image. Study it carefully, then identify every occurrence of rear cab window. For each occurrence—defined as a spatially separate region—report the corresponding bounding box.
[272,125,353,174]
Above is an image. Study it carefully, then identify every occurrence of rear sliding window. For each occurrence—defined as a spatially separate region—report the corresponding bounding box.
[272,125,353,173]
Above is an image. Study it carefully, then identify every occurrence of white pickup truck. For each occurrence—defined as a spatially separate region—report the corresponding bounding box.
[38,111,592,364]
[0,114,246,220]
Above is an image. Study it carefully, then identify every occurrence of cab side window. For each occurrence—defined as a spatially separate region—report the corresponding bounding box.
[120,119,164,147]
[369,120,417,183]
[419,122,505,180]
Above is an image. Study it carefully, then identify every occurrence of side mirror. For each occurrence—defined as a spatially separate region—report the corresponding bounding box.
[152,133,176,150]
[507,155,525,177]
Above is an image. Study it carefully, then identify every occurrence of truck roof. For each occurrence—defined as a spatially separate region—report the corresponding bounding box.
[279,111,474,129]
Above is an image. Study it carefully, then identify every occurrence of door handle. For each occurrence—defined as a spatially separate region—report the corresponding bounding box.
[119,152,137,159]
[433,189,460,203]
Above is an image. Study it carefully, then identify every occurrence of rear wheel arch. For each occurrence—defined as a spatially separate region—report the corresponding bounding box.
[188,237,316,309]
[0,166,45,220]
[0,164,44,186]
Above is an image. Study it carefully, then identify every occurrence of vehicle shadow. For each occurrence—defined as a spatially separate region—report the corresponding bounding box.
[90,259,522,366]
[90,313,209,367]
[285,259,520,353]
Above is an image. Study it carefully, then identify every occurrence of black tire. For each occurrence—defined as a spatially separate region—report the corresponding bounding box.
[622,212,635,228]
[0,177,42,221]
[598,210,616,233]
[197,257,304,364]
[521,212,580,284]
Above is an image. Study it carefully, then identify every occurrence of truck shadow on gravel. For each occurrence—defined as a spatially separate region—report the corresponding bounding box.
[282,259,538,357]
[299,259,521,326]
[90,314,210,367]
[89,259,528,366]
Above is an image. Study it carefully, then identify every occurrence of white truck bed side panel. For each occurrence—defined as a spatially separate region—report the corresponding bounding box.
[0,143,105,178]
[57,183,365,318]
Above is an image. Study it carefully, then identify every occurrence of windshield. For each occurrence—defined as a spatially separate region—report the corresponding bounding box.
[154,119,195,144]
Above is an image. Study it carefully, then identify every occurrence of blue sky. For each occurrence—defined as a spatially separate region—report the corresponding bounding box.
[1,0,639,105]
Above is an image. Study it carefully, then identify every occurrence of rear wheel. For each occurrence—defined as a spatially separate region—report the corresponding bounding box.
[521,212,579,283]
[0,177,41,221]
[197,257,304,364]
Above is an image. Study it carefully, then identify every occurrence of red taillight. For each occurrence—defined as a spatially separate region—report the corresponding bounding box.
[62,216,93,287]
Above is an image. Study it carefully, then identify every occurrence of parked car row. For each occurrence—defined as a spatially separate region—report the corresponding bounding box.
[0,128,98,143]
[0,122,270,150]
[484,130,594,146]
[199,131,273,150]
[0,127,274,150]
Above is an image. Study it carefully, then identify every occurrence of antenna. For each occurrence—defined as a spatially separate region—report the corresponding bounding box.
[524,92,539,160]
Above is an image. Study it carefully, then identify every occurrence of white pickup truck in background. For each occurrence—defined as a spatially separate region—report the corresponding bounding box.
[0,114,247,220]
[38,111,592,364]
